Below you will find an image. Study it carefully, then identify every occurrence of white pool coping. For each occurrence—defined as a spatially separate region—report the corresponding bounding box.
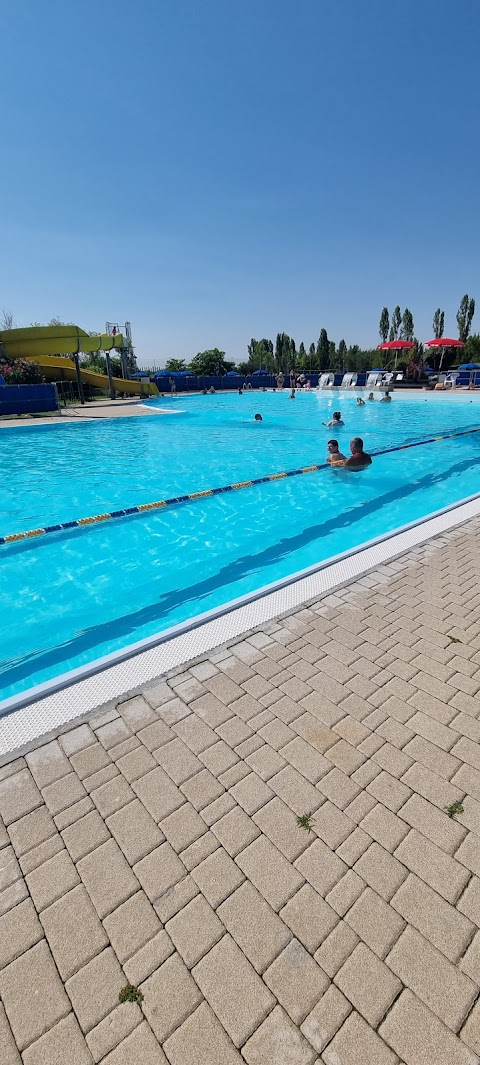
[1,490,480,759]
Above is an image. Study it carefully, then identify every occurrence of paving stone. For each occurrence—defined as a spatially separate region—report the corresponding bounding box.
[95,718,132,750]
[59,723,96,756]
[460,930,480,984]
[26,848,79,911]
[353,841,407,901]
[107,799,164,863]
[200,791,235,824]
[0,940,70,1050]
[323,1010,398,1065]
[83,765,119,794]
[394,829,470,903]
[326,868,365,916]
[54,796,94,830]
[310,800,356,849]
[156,697,191,726]
[456,833,480,877]
[0,770,42,825]
[269,765,324,816]
[153,873,199,923]
[155,738,203,784]
[132,767,183,821]
[181,828,219,869]
[141,952,202,1042]
[143,679,176,708]
[219,762,250,788]
[301,985,352,1054]
[336,826,372,866]
[191,846,244,907]
[25,742,71,789]
[115,745,157,782]
[295,838,347,897]
[85,1001,142,1062]
[116,695,159,732]
[335,941,401,1026]
[388,924,476,1031]
[100,1021,168,1064]
[181,768,225,810]
[163,1000,243,1065]
[189,692,233,727]
[160,801,207,852]
[123,928,174,985]
[398,792,466,854]
[136,719,173,750]
[216,715,254,748]
[0,1002,21,1064]
[192,933,274,1047]
[344,885,405,958]
[211,805,259,856]
[237,834,303,910]
[380,988,477,1065]
[103,890,161,963]
[8,805,57,858]
[78,839,138,917]
[21,838,69,879]
[0,877,28,916]
[133,841,185,902]
[345,791,377,823]
[66,946,125,1033]
[461,998,480,1057]
[41,884,108,979]
[459,876,480,927]
[0,898,43,970]
[166,894,224,967]
[242,1004,316,1065]
[70,744,113,780]
[318,767,361,810]
[258,719,296,749]
[229,771,274,814]
[454,764,480,803]
[22,1013,93,1065]
[264,938,329,1024]
[42,772,87,816]
[367,770,411,812]
[360,803,409,852]
[218,880,290,973]
[252,796,311,861]
[62,809,110,861]
[279,737,330,783]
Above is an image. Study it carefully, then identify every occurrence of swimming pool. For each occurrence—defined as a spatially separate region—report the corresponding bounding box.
[1,390,479,706]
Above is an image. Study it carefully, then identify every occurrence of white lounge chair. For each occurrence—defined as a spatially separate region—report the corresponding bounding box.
[341,373,357,389]
[444,372,459,389]
[365,372,384,390]
[318,373,335,388]
[382,372,395,386]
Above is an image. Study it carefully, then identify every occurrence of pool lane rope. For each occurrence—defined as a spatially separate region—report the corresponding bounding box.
[2,424,479,547]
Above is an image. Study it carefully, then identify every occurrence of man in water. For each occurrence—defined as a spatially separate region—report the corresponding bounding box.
[344,437,372,470]
[367,392,374,401]
[356,397,365,406]
[323,411,344,427]
[326,439,346,465]
[380,390,392,402]
[254,413,263,422]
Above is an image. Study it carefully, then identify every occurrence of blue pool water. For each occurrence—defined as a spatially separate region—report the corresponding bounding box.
[1,390,479,704]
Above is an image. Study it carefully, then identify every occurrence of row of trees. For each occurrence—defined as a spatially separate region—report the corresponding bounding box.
[379,295,476,346]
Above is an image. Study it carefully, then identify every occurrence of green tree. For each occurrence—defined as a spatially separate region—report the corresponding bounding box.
[401,308,414,340]
[465,334,480,360]
[388,325,395,341]
[391,306,402,340]
[299,341,306,358]
[338,338,347,368]
[308,342,315,357]
[189,349,233,375]
[379,307,389,343]
[316,329,330,371]
[457,294,476,343]
[432,308,445,339]
[165,358,187,372]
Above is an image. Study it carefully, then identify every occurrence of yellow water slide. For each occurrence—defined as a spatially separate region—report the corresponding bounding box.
[0,325,158,397]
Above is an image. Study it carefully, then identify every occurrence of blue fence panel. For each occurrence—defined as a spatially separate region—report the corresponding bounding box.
[0,383,58,416]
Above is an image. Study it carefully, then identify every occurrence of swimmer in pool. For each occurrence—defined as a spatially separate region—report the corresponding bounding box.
[367,392,374,401]
[356,397,365,406]
[327,439,346,465]
[344,437,372,470]
[254,413,262,422]
[323,411,344,427]
[380,390,392,402]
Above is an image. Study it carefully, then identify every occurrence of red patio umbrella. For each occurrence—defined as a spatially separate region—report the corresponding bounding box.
[378,339,416,369]
[424,337,465,371]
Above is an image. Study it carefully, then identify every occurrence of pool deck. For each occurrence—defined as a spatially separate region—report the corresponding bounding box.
[2,517,480,1063]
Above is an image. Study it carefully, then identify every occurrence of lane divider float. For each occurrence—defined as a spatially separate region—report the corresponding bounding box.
[1,424,479,547]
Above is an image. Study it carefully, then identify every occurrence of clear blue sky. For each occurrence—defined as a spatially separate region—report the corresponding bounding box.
[1,0,479,365]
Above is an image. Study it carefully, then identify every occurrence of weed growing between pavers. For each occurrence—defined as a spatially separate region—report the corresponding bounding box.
[297,812,315,833]
[445,801,464,820]
[448,636,462,644]
[119,984,144,1005]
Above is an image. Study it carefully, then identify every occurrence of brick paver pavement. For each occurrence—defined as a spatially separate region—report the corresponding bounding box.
[2,519,480,1063]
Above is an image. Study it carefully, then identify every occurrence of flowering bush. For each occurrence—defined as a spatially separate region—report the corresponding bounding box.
[0,358,42,384]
